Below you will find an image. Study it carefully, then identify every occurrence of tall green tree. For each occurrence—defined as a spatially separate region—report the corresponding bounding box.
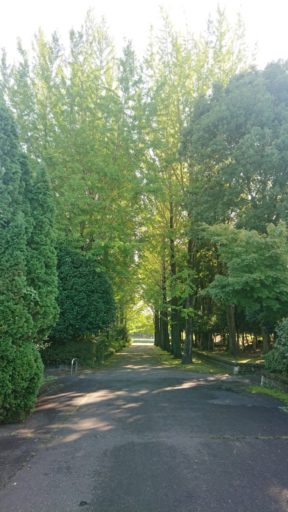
[0,100,44,422]
[25,165,59,341]
[206,223,288,353]
[183,64,288,230]
[2,13,144,330]
[141,9,251,359]
[1,8,253,358]
[182,62,288,352]
[0,102,33,345]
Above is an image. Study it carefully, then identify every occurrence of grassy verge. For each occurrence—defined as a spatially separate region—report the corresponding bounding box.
[154,347,227,374]
[199,351,264,365]
[248,385,288,407]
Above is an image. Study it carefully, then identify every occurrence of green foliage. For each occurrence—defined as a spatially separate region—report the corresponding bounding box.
[25,166,59,341]
[0,10,260,357]
[0,102,58,345]
[265,318,288,374]
[111,324,130,345]
[0,102,33,345]
[0,100,56,422]
[42,331,128,367]
[0,9,252,341]
[0,341,43,423]
[3,16,144,328]
[181,62,288,347]
[0,341,14,420]
[183,64,288,230]
[206,223,288,330]
[248,385,288,406]
[127,302,154,335]
[41,338,103,366]
[51,246,115,341]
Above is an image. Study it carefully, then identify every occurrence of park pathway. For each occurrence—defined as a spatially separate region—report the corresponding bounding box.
[0,342,288,511]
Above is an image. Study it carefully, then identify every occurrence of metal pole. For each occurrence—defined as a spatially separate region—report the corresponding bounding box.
[71,358,78,376]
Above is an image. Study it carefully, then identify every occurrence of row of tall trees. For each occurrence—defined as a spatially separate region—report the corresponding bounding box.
[138,11,253,359]
[182,65,288,356]
[2,8,288,374]
[1,16,143,327]
[0,9,249,336]
[141,33,288,359]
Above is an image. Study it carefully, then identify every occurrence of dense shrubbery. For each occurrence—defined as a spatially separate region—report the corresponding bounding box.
[42,246,117,366]
[265,318,288,375]
[0,341,43,423]
[41,338,104,366]
[51,246,115,341]
[0,101,57,422]
[41,332,128,367]
[24,164,59,340]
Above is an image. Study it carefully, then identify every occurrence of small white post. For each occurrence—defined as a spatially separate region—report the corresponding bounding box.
[233,365,240,375]
[71,358,79,376]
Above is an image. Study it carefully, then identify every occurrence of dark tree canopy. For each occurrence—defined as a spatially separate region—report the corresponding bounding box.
[183,63,288,231]
[181,62,288,354]
[51,246,115,341]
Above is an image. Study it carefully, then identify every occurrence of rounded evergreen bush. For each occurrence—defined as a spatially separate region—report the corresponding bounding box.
[0,340,15,422]
[264,318,288,374]
[0,342,43,423]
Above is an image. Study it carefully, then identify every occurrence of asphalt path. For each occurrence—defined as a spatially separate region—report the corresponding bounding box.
[0,342,288,512]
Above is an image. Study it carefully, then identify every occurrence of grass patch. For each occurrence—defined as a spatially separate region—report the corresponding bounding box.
[154,347,226,374]
[200,351,264,365]
[248,385,288,406]
[44,375,57,384]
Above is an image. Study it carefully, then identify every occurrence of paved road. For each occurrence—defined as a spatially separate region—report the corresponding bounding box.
[0,343,288,512]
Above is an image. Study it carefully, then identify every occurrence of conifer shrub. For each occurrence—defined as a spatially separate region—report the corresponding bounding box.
[45,246,115,365]
[51,246,115,340]
[24,164,59,341]
[0,341,43,423]
[265,318,288,375]
[41,338,100,366]
[42,333,126,367]
[0,101,57,422]
[0,341,14,422]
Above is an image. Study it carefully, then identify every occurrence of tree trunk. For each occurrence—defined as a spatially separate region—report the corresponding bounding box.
[236,331,240,350]
[154,311,160,347]
[182,314,193,363]
[208,333,214,351]
[160,256,170,352]
[171,305,181,357]
[261,326,271,354]
[200,331,213,351]
[169,200,182,358]
[182,238,193,364]
[226,304,237,356]
[160,310,170,352]
[252,335,257,351]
